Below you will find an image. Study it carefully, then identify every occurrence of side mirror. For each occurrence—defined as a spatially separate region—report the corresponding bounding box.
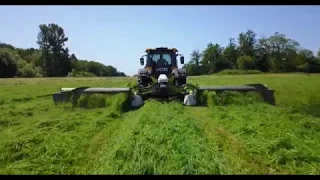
[140,57,144,65]
[180,56,184,64]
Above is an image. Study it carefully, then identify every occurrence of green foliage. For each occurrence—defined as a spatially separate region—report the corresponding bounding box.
[236,56,256,70]
[0,23,126,78]
[3,25,320,78]
[0,47,19,78]
[17,63,43,77]
[185,30,320,75]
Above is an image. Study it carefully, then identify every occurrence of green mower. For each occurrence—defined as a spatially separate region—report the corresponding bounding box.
[52,47,276,107]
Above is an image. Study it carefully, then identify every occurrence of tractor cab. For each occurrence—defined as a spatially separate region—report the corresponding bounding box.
[139,47,184,78]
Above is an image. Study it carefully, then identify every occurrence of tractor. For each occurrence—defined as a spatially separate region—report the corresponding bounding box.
[131,47,190,103]
[137,47,186,87]
[52,47,276,108]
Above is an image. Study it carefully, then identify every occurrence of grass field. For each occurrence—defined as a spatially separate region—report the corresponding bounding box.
[0,74,320,174]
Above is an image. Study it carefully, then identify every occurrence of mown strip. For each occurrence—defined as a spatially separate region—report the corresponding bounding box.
[86,100,234,175]
[0,94,134,174]
[188,106,282,174]
[189,101,320,174]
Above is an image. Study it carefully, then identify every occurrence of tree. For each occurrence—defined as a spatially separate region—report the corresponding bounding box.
[0,23,126,78]
[184,49,203,75]
[255,37,273,72]
[37,23,71,77]
[184,29,320,75]
[265,32,300,72]
[223,38,239,68]
[3,24,320,78]
[0,48,19,78]
[190,49,202,67]
[201,42,224,73]
[238,30,257,57]
[236,56,255,70]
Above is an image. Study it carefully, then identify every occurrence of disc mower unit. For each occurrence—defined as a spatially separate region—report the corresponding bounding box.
[52,47,276,107]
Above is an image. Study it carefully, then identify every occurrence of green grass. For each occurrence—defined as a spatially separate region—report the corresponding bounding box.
[216,69,263,75]
[0,74,319,174]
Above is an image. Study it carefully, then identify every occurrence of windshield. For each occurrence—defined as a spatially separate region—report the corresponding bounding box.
[149,53,172,65]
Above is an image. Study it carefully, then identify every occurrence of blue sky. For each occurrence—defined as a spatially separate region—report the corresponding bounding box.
[1,5,320,76]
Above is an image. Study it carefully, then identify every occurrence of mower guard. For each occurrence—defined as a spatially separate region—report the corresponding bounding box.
[198,83,275,105]
[52,83,275,106]
[52,87,131,104]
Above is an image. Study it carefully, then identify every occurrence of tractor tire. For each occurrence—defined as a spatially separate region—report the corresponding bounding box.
[175,77,186,87]
[138,76,151,87]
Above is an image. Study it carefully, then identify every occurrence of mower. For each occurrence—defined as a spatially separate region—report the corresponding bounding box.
[52,47,276,107]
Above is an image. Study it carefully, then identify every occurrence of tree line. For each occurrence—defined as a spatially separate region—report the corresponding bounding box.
[183,30,320,75]
[2,25,320,78]
[0,23,126,78]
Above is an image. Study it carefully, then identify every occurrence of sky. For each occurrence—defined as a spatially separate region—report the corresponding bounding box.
[1,5,320,76]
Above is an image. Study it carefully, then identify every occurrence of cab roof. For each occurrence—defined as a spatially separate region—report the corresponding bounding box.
[145,47,178,53]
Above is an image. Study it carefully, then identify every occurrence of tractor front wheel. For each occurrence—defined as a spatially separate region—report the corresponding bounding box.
[138,76,151,87]
[175,78,186,87]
